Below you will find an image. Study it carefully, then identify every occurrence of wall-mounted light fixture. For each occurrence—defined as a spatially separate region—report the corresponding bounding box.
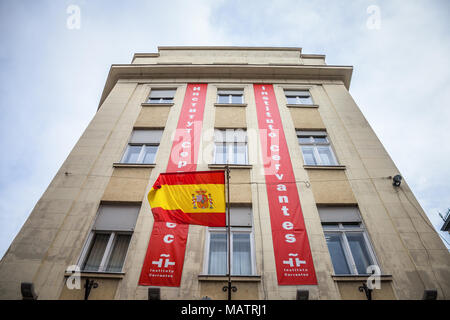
[422,289,437,300]
[148,287,160,300]
[21,282,38,300]
[392,174,402,187]
[296,289,309,300]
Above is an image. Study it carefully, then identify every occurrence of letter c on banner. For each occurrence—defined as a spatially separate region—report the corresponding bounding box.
[164,234,174,244]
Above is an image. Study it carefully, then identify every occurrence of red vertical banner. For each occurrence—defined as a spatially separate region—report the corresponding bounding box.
[139,83,208,286]
[253,84,317,285]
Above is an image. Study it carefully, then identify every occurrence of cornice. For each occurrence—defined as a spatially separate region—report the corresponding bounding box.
[98,63,353,109]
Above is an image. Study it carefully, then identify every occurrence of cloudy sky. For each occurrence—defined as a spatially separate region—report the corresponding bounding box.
[1,0,449,258]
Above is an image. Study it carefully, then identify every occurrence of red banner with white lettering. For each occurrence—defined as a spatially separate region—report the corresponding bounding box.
[253,84,317,285]
[139,83,208,286]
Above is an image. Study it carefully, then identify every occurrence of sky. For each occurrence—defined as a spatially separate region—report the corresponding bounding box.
[0,0,449,259]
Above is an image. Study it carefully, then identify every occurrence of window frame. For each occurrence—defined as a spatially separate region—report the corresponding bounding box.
[146,88,176,104]
[121,143,159,164]
[284,89,314,105]
[323,222,378,275]
[297,131,339,166]
[78,230,133,273]
[121,129,163,164]
[203,227,256,276]
[213,129,248,165]
[217,89,244,105]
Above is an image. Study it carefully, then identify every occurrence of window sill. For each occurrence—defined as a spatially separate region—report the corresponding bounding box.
[113,163,156,168]
[214,103,247,107]
[198,275,261,282]
[286,104,319,108]
[331,274,393,282]
[208,164,252,169]
[303,165,346,170]
[64,271,125,279]
[141,103,174,107]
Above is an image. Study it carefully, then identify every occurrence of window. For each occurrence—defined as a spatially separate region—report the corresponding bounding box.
[205,207,254,276]
[297,130,338,166]
[121,129,163,164]
[80,205,140,273]
[214,129,248,165]
[319,207,378,275]
[284,90,313,105]
[217,89,244,104]
[147,89,176,104]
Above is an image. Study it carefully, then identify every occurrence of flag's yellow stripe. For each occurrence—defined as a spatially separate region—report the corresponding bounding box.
[148,183,225,213]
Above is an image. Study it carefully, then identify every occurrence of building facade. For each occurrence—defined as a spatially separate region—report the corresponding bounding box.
[0,47,448,300]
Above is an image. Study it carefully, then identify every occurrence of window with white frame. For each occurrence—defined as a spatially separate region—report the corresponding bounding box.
[205,207,254,276]
[147,89,176,104]
[121,129,163,164]
[217,89,244,104]
[214,129,248,165]
[319,207,378,275]
[284,90,313,105]
[297,130,338,166]
[79,205,140,273]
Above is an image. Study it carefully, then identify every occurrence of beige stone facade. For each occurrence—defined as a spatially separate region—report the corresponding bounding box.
[0,47,448,300]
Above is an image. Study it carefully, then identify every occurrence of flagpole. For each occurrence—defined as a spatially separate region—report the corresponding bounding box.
[226,163,232,301]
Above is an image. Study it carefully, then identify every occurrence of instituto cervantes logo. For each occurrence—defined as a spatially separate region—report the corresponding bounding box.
[192,190,214,209]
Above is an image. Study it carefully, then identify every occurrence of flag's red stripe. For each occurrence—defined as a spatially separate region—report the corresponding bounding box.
[155,170,225,186]
[152,207,226,227]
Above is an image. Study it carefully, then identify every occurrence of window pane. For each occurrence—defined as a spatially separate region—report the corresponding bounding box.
[342,222,361,229]
[286,96,298,104]
[142,145,158,164]
[324,233,350,274]
[106,234,131,272]
[313,137,328,144]
[82,233,110,272]
[218,95,229,104]
[298,96,313,104]
[123,145,141,163]
[148,98,162,103]
[298,137,312,144]
[231,95,243,104]
[161,98,173,103]
[301,146,317,165]
[209,233,227,274]
[317,146,337,165]
[234,143,247,165]
[233,233,251,275]
[346,233,373,274]
[322,223,339,230]
[214,143,226,164]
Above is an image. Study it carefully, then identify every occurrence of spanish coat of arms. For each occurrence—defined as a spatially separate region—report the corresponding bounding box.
[192,190,214,209]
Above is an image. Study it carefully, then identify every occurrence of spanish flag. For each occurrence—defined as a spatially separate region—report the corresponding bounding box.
[148,171,226,227]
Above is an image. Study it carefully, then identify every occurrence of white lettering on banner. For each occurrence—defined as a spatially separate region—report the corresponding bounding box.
[282,221,294,230]
[178,161,187,168]
[163,234,174,243]
[152,254,176,268]
[139,84,208,287]
[285,234,296,243]
[254,84,317,285]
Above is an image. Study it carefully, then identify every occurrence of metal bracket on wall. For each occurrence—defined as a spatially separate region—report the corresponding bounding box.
[84,278,98,300]
[223,283,237,300]
[358,282,373,300]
